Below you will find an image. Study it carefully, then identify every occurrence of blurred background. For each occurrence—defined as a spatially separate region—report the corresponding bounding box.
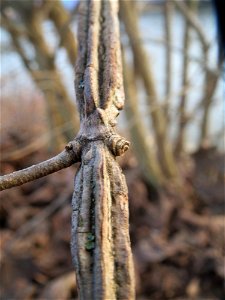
[0,0,224,299]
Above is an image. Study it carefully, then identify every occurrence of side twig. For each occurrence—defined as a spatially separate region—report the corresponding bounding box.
[0,140,81,191]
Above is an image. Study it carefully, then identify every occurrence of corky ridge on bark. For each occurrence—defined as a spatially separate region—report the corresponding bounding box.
[72,0,135,299]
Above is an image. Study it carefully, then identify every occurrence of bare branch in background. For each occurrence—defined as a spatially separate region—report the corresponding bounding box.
[122,50,164,186]
[43,0,78,66]
[175,0,197,155]
[1,3,79,147]
[164,0,174,123]
[173,0,210,52]
[173,0,222,150]
[199,67,222,147]
[120,0,177,179]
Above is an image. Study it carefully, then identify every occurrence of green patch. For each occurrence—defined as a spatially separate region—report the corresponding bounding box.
[78,216,83,227]
[85,233,95,251]
[87,232,95,241]
[85,240,95,251]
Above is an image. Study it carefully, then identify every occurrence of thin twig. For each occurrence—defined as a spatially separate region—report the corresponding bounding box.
[175,0,194,154]
[0,140,81,191]
[164,0,173,122]
[173,0,209,51]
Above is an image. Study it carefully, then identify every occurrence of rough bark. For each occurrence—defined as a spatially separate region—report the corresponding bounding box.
[72,1,135,299]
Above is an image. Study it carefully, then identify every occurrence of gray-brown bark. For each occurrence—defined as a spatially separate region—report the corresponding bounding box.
[72,1,135,299]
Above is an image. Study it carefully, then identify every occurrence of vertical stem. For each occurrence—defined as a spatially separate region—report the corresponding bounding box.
[24,10,78,141]
[72,1,135,299]
[175,0,193,154]
[199,68,221,147]
[47,0,78,66]
[122,50,164,186]
[164,0,173,123]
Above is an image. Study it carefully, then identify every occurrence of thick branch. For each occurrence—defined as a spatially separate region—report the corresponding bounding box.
[71,1,135,299]
[0,140,81,191]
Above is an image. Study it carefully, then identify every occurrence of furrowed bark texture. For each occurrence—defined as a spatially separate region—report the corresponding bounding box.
[71,1,135,299]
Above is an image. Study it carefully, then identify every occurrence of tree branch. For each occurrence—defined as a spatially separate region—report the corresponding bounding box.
[175,0,196,155]
[164,0,174,123]
[0,140,81,191]
[173,0,209,51]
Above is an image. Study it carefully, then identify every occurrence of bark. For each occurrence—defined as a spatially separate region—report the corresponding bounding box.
[72,1,135,299]
[120,0,177,179]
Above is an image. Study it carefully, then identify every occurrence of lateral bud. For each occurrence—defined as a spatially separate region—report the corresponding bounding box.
[106,134,130,156]
[65,139,82,160]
